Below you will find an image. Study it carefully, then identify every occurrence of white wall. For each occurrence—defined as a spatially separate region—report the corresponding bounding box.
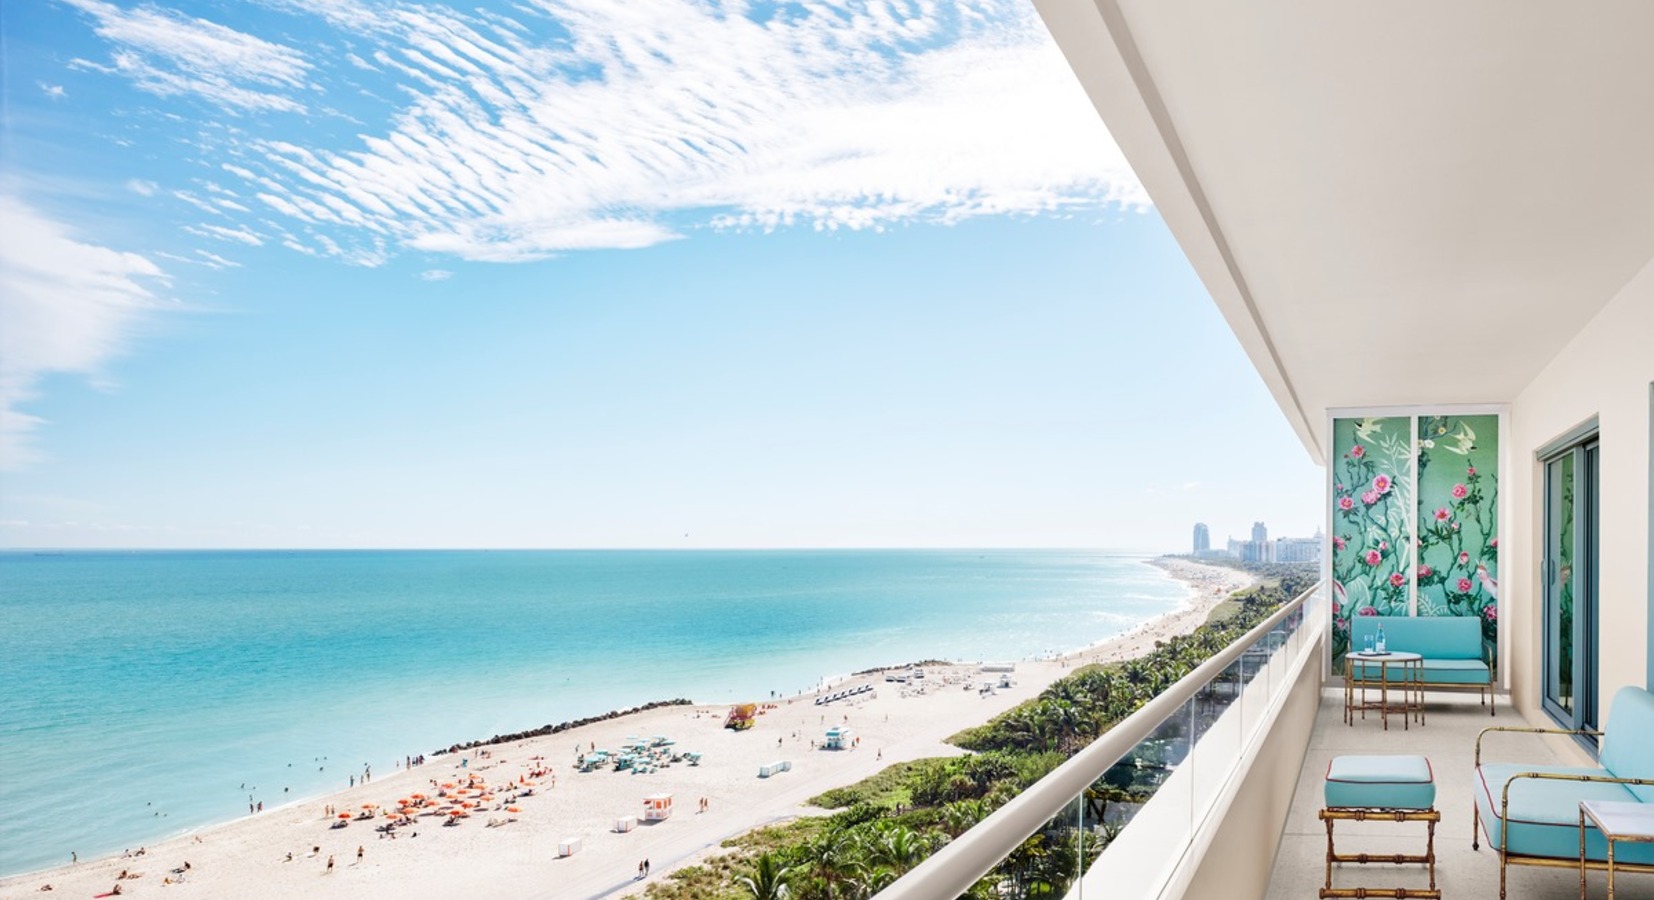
[1508,255,1654,718]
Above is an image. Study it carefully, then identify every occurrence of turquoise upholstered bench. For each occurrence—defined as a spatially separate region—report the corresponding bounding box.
[1350,616,1494,715]
[1320,755,1440,899]
[1474,686,1654,899]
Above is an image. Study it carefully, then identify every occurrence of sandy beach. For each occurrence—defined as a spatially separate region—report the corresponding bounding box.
[1,558,1254,900]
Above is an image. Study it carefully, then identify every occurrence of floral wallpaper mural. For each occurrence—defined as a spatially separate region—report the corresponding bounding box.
[1330,416,1413,664]
[1416,414,1499,666]
[1328,413,1501,670]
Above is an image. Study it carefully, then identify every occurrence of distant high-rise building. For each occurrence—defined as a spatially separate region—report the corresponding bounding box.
[1274,536,1321,563]
[1193,522,1211,554]
[1251,521,1268,544]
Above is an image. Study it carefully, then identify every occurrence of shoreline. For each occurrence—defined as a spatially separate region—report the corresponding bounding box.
[0,557,1258,898]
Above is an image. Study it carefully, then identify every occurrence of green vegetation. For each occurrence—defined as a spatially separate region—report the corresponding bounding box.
[645,565,1315,900]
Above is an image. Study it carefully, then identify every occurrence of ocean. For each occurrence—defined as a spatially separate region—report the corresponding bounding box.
[0,549,1186,875]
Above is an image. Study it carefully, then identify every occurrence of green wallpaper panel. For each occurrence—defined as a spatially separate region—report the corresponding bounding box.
[1329,413,1500,669]
[1330,416,1413,662]
[1416,415,1499,659]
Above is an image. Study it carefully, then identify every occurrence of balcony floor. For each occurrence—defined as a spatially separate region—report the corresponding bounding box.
[1265,686,1654,899]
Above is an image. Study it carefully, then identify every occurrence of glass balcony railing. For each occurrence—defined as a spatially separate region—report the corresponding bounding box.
[875,580,1326,900]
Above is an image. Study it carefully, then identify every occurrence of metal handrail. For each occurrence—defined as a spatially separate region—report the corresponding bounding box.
[874,579,1324,900]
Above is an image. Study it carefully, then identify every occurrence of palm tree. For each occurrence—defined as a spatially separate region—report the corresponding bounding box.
[739,852,796,900]
[798,828,865,899]
[869,824,931,878]
[941,799,989,838]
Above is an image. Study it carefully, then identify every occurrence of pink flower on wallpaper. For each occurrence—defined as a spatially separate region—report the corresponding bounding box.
[1351,445,1366,459]
[1358,606,1379,616]
[1364,550,1383,566]
[1334,536,1347,550]
[1452,522,1461,531]
[1362,491,1380,506]
[1434,507,1453,522]
[1333,600,1342,615]
[1339,496,1355,511]
[1389,573,1406,588]
[1467,465,1477,477]
[1459,551,1471,566]
[1373,474,1393,494]
[1452,483,1469,499]
[1418,564,1433,578]
[1380,541,1390,551]
[1490,537,1499,548]
[1484,605,1498,621]
[1457,578,1474,593]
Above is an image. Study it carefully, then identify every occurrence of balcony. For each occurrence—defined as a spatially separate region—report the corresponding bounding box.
[875,584,1654,900]
[1266,690,1654,900]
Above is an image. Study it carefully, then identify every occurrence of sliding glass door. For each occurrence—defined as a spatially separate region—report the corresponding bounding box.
[1543,436,1599,733]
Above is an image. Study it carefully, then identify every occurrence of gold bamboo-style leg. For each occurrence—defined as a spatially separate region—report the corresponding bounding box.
[1427,815,1437,892]
[1325,813,1336,893]
[1581,806,1588,900]
[1609,836,1617,899]
[1345,666,1353,726]
[1501,808,1510,900]
[1381,661,1390,731]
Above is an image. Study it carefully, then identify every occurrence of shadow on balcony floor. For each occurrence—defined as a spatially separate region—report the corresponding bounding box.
[1264,687,1654,900]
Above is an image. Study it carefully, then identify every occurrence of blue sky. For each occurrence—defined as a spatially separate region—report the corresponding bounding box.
[0,0,1321,549]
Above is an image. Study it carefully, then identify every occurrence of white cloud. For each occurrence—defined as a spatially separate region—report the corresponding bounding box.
[69,0,1143,265]
[219,0,1142,262]
[40,83,67,99]
[418,268,453,281]
[63,0,312,113]
[127,179,158,196]
[185,223,265,246]
[0,197,167,469]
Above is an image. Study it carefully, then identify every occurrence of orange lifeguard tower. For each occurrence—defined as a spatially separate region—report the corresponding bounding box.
[643,793,673,822]
[724,703,757,730]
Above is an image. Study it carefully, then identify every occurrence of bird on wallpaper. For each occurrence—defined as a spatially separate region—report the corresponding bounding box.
[1440,421,1478,456]
[1354,418,1386,443]
[1476,563,1499,600]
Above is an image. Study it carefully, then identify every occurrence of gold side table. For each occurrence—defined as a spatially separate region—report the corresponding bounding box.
[1580,799,1654,899]
[1345,650,1424,731]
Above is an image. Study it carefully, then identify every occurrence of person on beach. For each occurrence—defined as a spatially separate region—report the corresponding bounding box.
[326,854,335,873]
[356,845,364,863]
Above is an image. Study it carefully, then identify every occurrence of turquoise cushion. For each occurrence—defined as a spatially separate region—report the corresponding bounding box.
[1474,762,1654,864]
[1421,659,1492,684]
[1348,659,1488,683]
[1325,755,1435,809]
[1601,686,1654,804]
[1350,616,1483,660]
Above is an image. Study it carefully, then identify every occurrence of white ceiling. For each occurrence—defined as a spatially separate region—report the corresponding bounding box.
[1033,0,1654,462]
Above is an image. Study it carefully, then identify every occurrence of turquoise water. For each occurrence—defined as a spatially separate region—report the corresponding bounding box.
[0,549,1184,875]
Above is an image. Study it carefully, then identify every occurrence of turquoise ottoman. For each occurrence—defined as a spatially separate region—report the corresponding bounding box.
[1319,755,1440,899]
